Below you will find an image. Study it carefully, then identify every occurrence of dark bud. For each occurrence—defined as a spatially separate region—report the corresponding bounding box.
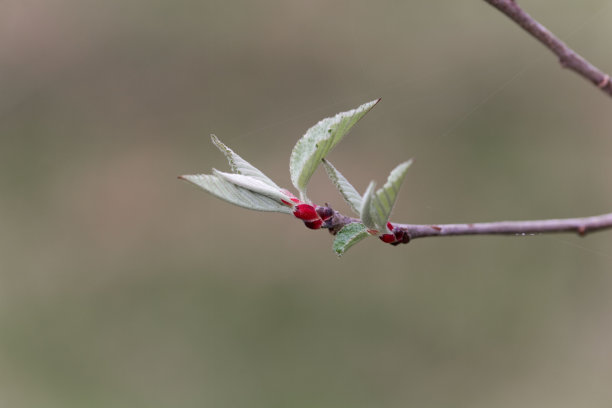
[402,232,410,244]
[393,228,405,241]
[315,206,334,221]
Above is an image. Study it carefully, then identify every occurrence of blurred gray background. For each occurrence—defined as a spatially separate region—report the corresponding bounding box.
[1,0,611,407]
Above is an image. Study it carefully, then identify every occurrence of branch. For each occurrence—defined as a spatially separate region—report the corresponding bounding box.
[327,211,612,243]
[484,0,612,97]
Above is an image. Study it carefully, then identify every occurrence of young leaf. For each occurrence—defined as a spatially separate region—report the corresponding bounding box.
[289,99,380,202]
[322,159,362,215]
[180,174,292,213]
[368,160,413,232]
[333,223,369,257]
[210,134,281,189]
[212,170,293,204]
[359,181,378,232]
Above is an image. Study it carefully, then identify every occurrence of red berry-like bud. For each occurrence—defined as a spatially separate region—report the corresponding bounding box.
[379,233,396,244]
[293,204,319,221]
[304,219,323,229]
[387,222,393,231]
[315,206,334,221]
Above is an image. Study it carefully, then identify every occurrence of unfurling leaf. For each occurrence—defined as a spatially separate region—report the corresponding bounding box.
[359,181,377,232]
[179,174,292,213]
[211,135,281,189]
[212,170,293,204]
[333,223,369,256]
[289,99,379,202]
[362,160,412,232]
[322,159,362,215]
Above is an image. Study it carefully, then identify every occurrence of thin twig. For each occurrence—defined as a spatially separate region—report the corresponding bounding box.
[327,211,612,242]
[484,0,612,97]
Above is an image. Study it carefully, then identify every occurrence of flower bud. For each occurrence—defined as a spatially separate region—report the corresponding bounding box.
[293,204,319,221]
[379,233,396,244]
[315,206,334,221]
[303,219,323,229]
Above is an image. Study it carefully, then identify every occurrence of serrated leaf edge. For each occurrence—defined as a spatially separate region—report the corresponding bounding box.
[369,160,412,231]
[322,159,362,215]
[212,170,294,204]
[333,223,369,257]
[289,99,380,202]
[210,134,281,189]
[179,174,292,213]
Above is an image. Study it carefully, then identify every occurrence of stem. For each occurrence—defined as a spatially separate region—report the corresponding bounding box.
[484,0,612,97]
[328,212,612,242]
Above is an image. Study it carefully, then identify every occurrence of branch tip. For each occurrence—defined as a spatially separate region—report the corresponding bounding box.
[485,0,612,98]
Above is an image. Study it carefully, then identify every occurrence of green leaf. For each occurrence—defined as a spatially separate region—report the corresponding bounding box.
[289,99,379,202]
[333,223,369,257]
[210,134,281,189]
[367,160,413,232]
[212,170,293,204]
[322,159,362,215]
[180,174,292,213]
[359,181,377,232]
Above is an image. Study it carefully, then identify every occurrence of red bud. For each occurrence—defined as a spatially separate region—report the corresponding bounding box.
[304,219,323,229]
[379,233,396,244]
[293,204,319,221]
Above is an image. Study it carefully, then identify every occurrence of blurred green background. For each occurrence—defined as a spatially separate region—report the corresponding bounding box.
[1,0,611,406]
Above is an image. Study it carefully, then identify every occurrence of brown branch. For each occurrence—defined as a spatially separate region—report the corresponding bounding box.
[327,211,612,243]
[484,0,612,97]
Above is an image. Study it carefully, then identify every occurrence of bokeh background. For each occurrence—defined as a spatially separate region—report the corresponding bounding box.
[1,0,611,406]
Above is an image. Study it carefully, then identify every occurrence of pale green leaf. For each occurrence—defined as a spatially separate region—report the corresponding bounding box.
[211,135,281,189]
[213,170,293,204]
[180,174,292,213]
[359,181,377,232]
[289,99,379,202]
[322,159,362,215]
[369,160,412,232]
[333,223,369,257]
